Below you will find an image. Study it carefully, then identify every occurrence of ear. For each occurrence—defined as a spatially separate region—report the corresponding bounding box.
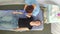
[24,4,27,10]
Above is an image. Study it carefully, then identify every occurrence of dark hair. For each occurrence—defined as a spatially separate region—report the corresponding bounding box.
[25,5,34,13]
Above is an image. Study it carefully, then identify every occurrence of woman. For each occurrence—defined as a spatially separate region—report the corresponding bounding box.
[12,5,41,31]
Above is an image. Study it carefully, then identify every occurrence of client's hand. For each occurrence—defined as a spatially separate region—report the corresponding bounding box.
[30,21,41,26]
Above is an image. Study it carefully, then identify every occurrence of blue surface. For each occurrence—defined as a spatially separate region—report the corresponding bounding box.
[0,9,43,30]
[0,10,18,29]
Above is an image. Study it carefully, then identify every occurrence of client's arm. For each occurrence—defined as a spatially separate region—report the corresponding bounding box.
[30,20,41,26]
[12,12,23,14]
[30,16,42,26]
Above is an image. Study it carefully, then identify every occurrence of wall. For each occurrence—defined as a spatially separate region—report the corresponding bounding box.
[0,0,25,5]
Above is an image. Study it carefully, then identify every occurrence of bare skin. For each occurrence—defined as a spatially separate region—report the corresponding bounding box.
[14,27,29,31]
[30,21,41,26]
[12,12,23,14]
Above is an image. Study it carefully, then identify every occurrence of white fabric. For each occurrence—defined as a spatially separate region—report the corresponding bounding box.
[51,23,60,34]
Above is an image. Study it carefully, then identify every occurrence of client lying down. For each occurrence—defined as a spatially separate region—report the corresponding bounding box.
[12,5,41,31]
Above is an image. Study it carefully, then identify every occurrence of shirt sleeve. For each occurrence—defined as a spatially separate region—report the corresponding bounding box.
[33,10,43,22]
[32,6,40,16]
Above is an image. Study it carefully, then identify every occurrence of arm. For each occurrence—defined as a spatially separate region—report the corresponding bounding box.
[30,16,41,26]
[12,12,23,14]
[30,9,43,26]
[24,4,27,10]
[30,20,41,26]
